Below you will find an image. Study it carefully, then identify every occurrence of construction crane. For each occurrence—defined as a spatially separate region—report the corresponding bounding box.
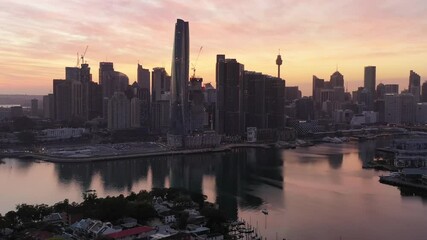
[191,46,203,78]
[76,52,80,67]
[80,45,89,65]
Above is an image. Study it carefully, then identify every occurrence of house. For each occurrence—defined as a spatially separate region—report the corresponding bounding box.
[106,226,156,240]
[43,212,65,225]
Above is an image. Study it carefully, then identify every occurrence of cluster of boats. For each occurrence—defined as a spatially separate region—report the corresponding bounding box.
[229,220,261,240]
[275,140,314,149]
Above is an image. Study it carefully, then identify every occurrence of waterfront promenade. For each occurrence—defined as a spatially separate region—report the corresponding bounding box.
[12,143,271,163]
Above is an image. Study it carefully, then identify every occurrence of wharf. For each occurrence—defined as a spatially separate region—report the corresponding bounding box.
[379,176,427,191]
[14,143,271,163]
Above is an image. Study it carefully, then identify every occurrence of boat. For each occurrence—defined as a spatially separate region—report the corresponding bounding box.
[261,209,268,215]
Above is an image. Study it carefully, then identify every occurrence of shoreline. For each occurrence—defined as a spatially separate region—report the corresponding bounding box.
[6,143,272,163]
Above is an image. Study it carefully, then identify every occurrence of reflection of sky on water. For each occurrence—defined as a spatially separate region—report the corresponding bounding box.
[1,138,427,239]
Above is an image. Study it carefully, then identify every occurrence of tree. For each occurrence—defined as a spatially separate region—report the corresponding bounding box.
[16,131,35,145]
[13,117,35,131]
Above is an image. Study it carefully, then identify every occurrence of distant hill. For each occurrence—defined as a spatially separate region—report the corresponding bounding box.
[0,94,44,107]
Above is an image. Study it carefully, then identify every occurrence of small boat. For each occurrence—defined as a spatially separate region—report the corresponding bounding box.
[261,209,268,215]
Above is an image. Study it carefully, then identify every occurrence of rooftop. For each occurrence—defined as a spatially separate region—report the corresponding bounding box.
[106,226,154,239]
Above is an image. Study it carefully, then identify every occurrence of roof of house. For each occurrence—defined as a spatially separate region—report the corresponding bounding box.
[106,226,154,239]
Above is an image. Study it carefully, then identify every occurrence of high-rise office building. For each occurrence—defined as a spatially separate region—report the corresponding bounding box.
[43,94,54,119]
[422,81,427,102]
[87,81,103,120]
[295,97,314,121]
[409,70,421,102]
[170,19,190,135]
[312,75,325,109]
[243,71,285,130]
[130,97,141,128]
[152,67,171,102]
[137,64,150,90]
[65,67,80,81]
[384,93,399,124]
[399,93,416,124]
[215,55,244,136]
[31,99,38,116]
[364,66,376,98]
[100,62,129,99]
[330,71,344,88]
[107,92,130,130]
[53,79,72,121]
[376,83,385,99]
[188,77,205,132]
[384,84,399,95]
[285,86,302,102]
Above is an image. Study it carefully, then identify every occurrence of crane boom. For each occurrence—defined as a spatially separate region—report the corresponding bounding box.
[191,46,203,78]
[80,45,89,64]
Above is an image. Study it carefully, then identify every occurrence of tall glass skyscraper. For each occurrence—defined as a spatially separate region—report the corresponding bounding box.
[170,19,190,135]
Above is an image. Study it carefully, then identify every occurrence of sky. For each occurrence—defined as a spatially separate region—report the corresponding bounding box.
[0,0,427,96]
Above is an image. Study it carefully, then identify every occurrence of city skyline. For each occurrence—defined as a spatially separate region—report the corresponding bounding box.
[1,0,427,95]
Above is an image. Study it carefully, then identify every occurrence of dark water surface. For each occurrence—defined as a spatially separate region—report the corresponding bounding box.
[1,140,427,240]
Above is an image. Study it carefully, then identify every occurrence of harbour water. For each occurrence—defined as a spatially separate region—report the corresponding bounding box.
[1,139,427,240]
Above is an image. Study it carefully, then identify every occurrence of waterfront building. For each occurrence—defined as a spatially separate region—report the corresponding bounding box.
[169,19,190,135]
[416,103,427,124]
[188,77,205,132]
[409,70,421,102]
[204,83,216,130]
[242,71,285,130]
[215,55,244,136]
[108,92,130,130]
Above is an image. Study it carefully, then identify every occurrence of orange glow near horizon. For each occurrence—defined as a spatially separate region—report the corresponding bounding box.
[1,0,427,95]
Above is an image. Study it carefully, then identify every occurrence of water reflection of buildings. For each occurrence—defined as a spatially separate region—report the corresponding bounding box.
[53,149,284,220]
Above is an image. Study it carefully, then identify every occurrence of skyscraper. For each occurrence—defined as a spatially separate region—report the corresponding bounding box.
[152,67,171,102]
[137,64,150,90]
[364,66,376,110]
[31,99,38,116]
[170,19,190,135]
[215,55,244,136]
[107,92,130,130]
[364,66,376,97]
[330,71,344,88]
[43,94,54,119]
[409,70,421,102]
[422,81,427,102]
